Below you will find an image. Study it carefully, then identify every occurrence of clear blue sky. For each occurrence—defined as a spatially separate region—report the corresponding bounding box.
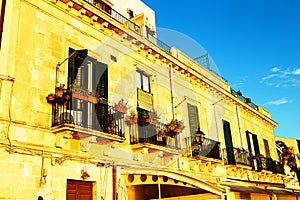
[142,0,300,140]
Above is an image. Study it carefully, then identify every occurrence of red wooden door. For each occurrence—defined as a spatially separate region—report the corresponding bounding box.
[67,180,93,200]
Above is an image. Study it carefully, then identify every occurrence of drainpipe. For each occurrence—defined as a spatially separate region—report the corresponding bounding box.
[169,64,175,120]
[236,105,243,147]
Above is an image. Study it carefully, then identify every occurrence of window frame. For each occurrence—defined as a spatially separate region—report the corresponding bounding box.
[136,70,150,93]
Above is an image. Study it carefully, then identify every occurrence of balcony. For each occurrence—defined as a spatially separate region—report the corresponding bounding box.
[130,121,177,149]
[223,148,252,166]
[256,157,284,174]
[50,90,125,138]
[190,137,222,160]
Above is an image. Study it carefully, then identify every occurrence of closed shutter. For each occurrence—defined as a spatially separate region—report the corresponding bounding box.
[187,103,199,136]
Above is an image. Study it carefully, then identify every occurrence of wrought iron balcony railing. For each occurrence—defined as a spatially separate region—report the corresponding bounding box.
[51,92,125,138]
[190,137,222,160]
[129,121,177,149]
[222,148,252,166]
[256,157,284,174]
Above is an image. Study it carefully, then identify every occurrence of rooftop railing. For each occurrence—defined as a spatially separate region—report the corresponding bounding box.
[84,0,228,82]
[231,88,258,109]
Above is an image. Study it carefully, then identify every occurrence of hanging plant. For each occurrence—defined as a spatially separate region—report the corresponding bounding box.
[165,119,185,138]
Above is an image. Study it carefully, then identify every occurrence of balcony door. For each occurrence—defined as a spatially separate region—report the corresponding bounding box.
[67,48,108,131]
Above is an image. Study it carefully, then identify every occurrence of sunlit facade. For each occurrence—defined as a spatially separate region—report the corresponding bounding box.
[0,0,300,199]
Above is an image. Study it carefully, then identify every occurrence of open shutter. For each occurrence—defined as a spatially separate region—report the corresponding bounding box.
[252,134,260,155]
[67,48,88,87]
[187,103,199,136]
[263,139,271,158]
[223,120,235,164]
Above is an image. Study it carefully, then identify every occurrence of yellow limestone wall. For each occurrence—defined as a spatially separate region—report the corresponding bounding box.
[0,0,282,199]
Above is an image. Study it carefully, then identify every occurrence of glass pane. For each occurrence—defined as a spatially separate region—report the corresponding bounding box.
[142,74,149,92]
[136,71,142,89]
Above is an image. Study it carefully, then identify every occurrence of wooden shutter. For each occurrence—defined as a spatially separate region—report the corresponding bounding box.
[223,120,235,164]
[252,134,260,155]
[67,48,88,87]
[187,103,199,136]
[96,62,108,100]
[263,139,271,158]
[246,131,252,155]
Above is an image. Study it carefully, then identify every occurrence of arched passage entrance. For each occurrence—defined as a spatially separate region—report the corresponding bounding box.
[122,171,224,200]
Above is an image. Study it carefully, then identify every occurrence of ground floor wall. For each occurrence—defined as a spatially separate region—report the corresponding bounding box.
[0,148,114,200]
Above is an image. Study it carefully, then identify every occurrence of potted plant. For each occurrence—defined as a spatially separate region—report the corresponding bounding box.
[46,93,55,103]
[55,84,66,98]
[258,154,265,158]
[114,98,130,113]
[246,98,251,103]
[125,110,138,125]
[165,119,185,138]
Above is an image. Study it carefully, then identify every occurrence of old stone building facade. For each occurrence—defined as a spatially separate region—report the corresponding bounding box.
[0,0,300,199]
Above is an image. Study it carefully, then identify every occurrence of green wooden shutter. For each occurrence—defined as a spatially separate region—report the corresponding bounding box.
[187,103,199,136]
[246,131,252,155]
[67,48,87,87]
[252,134,260,155]
[223,120,235,164]
[263,139,271,158]
[96,62,108,100]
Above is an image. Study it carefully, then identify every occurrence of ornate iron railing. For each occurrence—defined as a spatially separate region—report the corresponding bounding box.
[51,91,124,138]
[223,148,252,166]
[256,157,284,174]
[84,0,229,82]
[129,121,177,149]
[86,0,141,34]
[191,137,221,159]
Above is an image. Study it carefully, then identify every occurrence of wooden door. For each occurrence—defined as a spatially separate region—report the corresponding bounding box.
[67,180,93,200]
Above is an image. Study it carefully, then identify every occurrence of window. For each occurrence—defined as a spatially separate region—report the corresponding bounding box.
[136,71,150,93]
[66,47,108,129]
[0,0,7,48]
